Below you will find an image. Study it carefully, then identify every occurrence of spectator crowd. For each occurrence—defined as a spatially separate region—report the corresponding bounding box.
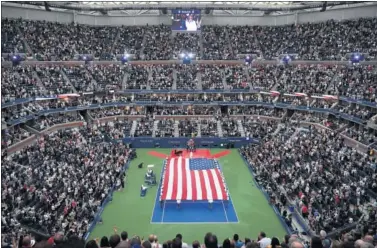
[2,15,377,248]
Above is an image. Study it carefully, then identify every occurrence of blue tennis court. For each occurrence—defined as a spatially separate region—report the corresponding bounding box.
[151,159,239,224]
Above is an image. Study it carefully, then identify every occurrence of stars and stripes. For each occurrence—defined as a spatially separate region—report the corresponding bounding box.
[160,157,229,201]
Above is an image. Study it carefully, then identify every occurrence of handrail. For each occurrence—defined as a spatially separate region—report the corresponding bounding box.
[3,100,369,127]
[6,117,377,155]
[2,59,377,67]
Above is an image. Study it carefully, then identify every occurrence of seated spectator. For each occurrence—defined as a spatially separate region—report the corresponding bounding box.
[155,119,175,138]
[176,65,199,90]
[2,65,45,101]
[172,33,201,59]
[143,25,172,60]
[178,119,198,137]
[221,117,242,137]
[113,26,145,60]
[31,112,84,131]
[35,65,75,95]
[63,66,94,93]
[125,65,149,90]
[243,119,279,139]
[134,117,154,137]
[87,65,126,92]
[200,118,218,137]
[201,65,225,90]
[224,66,250,90]
[202,26,233,60]
[248,65,280,90]
[1,18,26,54]
[149,65,174,90]
[1,128,130,239]
[227,26,261,56]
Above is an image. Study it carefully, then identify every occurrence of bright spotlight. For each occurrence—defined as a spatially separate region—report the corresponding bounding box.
[83,56,87,60]
[180,53,186,58]
[246,56,250,60]
[188,53,194,58]
[285,55,290,60]
[13,55,17,60]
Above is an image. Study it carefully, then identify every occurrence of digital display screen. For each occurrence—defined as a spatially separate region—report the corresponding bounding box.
[171,9,202,31]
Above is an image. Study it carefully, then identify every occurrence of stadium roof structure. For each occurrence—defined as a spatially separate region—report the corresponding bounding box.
[4,1,375,16]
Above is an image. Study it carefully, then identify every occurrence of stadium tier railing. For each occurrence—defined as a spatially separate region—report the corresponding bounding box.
[40,121,86,134]
[3,59,377,67]
[122,137,258,148]
[298,121,377,157]
[6,121,85,154]
[6,117,377,154]
[155,115,282,121]
[94,115,146,124]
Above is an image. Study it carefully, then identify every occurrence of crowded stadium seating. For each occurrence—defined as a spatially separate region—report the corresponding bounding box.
[1,14,377,248]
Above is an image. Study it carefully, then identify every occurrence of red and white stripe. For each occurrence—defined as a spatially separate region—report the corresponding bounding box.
[160,157,228,201]
[294,93,307,97]
[323,95,338,100]
[270,91,280,96]
[58,93,80,98]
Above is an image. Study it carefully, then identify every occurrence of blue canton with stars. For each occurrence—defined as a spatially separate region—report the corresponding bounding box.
[189,158,217,170]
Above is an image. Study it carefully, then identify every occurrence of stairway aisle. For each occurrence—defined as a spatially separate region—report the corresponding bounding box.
[174,120,179,137]
[237,119,246,137]
[197,72,203,90]
[122,72,129,90]
[152,120,159,137]
[140,29,148,59]
[32,70,47,95]
[199,32,204,59]
[60,69,78,93]
[172,69,177,90]
[130,120,138,137]
[197,119,202,137]
[16,26,33,56]
[221,69,228,89]
[217,120,223,137]
[147,67,153,90]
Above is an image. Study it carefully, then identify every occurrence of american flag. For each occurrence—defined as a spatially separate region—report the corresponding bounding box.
[160,157,229,201]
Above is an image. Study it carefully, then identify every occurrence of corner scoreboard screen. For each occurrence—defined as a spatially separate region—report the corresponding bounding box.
[171,9,202,31]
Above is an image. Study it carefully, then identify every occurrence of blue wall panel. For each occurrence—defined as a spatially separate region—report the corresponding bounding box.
[122,137,258,148]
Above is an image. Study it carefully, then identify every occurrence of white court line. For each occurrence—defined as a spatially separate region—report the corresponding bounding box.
[161,201,166,223]
[151,158,241,224]
[216,160,241,223]
[150,160,167,224]
[151,221,239,224]
[222,200,229,223]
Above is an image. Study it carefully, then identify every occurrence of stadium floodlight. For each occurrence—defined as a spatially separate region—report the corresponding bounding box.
[121,55,129,64]
[245,55,252,65]
[350,53,363,64]
[282,55,291,65]
[11,54,22,66]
